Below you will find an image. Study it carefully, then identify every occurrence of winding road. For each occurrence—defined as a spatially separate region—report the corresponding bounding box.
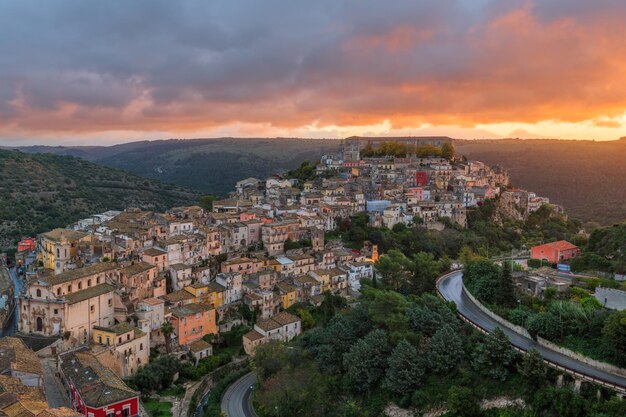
[220,372,257,417]
[222,271,626,416]
[437,270,626,393]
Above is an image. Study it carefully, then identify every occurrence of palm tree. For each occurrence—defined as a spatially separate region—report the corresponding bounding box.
[161,321,174,353]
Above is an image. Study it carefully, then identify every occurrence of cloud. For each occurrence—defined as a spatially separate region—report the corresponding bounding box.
[1,0,626,143]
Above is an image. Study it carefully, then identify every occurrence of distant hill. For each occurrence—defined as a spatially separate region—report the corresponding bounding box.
[0,149,198,251]
[13,137,626,226]
[456,139,626,226]
[16,138,341,196]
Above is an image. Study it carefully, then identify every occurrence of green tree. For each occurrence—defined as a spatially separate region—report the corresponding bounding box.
[342,329,391,392]
[376,249,414,291]
[254,341,289,381]
[532,387,588,417]
[382,339,425,394]
[441,142,455,160]
[296,308,316,331]
[198,194,217,211]
[518,349,547,395]
[410,251,441,295]
[472,327,517,381]
[527,312,562,341]
[160,321,174,354]
[495,260,516,307]
[428,325,464,373]
[463,259,501,304]
[601,310,626,366]
[254,364,330,417]
[447,386,480,417]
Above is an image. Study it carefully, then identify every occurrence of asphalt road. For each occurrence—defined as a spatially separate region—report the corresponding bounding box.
[221,372,257,417]
[438,271,626,392]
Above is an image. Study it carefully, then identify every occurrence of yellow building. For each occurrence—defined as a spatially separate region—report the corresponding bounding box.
[38,229,88,274]
[275,281,298,309]
[206,282,226,308]
[184,282,209,303]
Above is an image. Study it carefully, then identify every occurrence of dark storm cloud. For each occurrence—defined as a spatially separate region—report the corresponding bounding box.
[1,0,626,136]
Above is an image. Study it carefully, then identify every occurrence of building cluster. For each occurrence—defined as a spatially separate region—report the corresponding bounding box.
[12,137,563,416]
[0,336,84,417]
[318,137,517,230]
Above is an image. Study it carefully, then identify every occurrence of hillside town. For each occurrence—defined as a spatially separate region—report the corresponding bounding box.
[3,138,568,416]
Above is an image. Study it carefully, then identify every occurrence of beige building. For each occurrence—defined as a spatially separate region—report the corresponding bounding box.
[18,264,118,342]
[92,322,149,377]
[242,311,301,355]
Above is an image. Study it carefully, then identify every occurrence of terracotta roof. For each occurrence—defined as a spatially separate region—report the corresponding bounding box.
[40,263,117,286]
[170,263,192,271]
[143,248,166,257]
[141,297,164,306]
[171,303,213,318]
[243,329,265,342]
[59,351,136,408]
[0,338,43,376]
[93,322,134,336]
[206,282,226,293]
[162,289,194,303]
[275,281,297,293]
[255,318,281,332]
[36,408,82,417]
[40,229,88,243]
[271,311,300,326]
[532,240,579,252]
[64,284,115,305]
[120,262,155,276]
[188,339,211,353]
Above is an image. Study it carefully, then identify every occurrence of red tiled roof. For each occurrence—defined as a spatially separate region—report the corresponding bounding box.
[532,240,578,252]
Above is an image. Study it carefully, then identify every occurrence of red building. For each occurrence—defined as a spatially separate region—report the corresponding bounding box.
[415,171,428,186]
[17,237,37,253]
[60,351,139,417]
[530,240,580,264]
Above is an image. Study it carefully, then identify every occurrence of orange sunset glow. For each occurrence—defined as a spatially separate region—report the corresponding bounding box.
[1,0,626,144]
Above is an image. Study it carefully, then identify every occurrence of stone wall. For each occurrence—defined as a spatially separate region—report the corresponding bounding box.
[537,336,626,378]
[461,283,532,338]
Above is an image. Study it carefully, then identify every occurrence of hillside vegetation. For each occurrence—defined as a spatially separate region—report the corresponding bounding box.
[456,138,626,225]
[0,149,198,251]
[17,138,339,196]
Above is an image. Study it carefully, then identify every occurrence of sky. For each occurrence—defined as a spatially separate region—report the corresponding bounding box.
[1,0,625,146]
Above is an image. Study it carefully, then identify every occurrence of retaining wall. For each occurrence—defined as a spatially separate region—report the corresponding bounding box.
[461,284,532,338]
[537,337,626,378]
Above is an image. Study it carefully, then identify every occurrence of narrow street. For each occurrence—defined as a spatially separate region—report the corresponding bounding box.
[41,356,70,408]
[1,266,22,337]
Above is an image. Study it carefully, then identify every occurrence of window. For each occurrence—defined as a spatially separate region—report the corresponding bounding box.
[56,248,60,257]
[90,305,94,313]
[67,285,71,293]
[78,282,82,290]
[96,277,100,284]
[108,298,112,307]
[57,288,61,296]
[87,279,91,287]
[36,289,41,297]
[118,337,122,344]
[98,336,102,344]
[127,334,130,341]
[54,309,58,315]
[140,343,143,350]
[107,411,114,417]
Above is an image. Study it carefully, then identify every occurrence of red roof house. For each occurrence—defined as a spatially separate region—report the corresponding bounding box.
[530,240,580,264]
